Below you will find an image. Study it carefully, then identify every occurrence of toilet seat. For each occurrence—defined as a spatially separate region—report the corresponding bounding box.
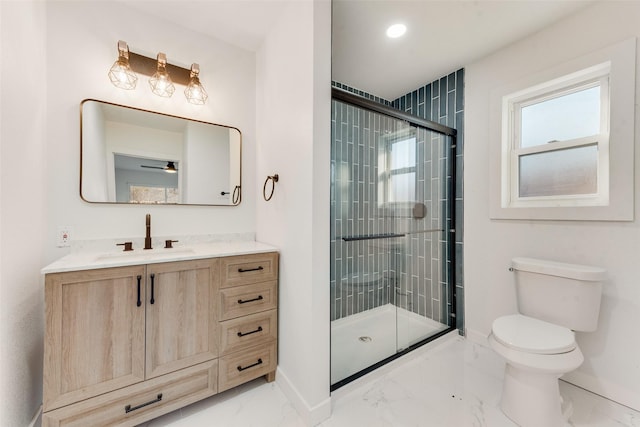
[492,314,576,354]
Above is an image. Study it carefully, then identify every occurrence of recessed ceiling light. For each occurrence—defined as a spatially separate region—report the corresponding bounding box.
[386,23,407,38]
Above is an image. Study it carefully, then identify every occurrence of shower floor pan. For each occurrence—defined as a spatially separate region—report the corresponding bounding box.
[331,304,449,385]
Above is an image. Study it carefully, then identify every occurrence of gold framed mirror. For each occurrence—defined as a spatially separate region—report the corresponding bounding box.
[80,99,241,205]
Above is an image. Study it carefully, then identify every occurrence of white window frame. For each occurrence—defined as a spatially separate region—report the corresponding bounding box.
[502,63,611,209]
[489,37,635,221]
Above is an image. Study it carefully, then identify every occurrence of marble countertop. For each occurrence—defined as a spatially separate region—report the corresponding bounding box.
[42,240,278,274]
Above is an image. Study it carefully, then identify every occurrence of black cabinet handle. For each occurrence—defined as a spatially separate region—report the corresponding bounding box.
[124,393,162,413]
[136,275,142,307]
[237,326,263,337]
[237,358,262,372]
[238,266,264,273]
[150,274,155,304]
[237,295,263,304]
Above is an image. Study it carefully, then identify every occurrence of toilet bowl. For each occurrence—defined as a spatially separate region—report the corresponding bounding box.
[490,258,606,427]
[489,315,584,426]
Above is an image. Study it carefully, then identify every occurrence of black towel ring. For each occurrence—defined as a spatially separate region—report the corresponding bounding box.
[263,174,279,201]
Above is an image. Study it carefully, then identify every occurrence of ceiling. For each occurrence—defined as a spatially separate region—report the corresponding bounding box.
[119,0,595,100]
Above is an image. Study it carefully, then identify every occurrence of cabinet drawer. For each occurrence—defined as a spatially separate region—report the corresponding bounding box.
[218,343,277,392]
[42,360,217,427]
[220,310,277,356]
[221,253,278,288]
[219,281,277,321]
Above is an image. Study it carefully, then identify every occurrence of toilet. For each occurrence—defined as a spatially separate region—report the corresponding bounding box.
[488,257,606,427]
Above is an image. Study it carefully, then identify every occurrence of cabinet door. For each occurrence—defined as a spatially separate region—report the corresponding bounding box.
[146,259,219,379]
[44,266,146,412]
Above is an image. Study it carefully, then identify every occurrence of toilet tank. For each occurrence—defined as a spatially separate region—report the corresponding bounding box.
[512,257,606,332]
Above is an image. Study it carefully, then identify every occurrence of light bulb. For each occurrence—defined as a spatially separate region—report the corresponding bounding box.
[149,53,175,98]
[184,64,208,105]
[108,41,137,90]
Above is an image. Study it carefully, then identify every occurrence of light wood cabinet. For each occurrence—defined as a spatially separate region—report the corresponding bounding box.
[146,259,219,379]
[218,252,279,391]
[44,265,146,412]
[43,251,278,427]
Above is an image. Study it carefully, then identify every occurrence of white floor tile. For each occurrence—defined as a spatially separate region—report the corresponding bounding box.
[139,336,639,427]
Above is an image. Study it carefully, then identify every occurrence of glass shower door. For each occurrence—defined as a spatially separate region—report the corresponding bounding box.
[330,96,455,388]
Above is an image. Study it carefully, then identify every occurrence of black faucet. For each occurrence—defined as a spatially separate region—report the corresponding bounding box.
[144,214,152,250]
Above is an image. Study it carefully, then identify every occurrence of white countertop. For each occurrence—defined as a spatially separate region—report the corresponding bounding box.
[42,240,278,274]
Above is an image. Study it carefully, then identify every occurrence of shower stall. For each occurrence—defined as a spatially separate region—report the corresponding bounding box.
[330,88,458,388]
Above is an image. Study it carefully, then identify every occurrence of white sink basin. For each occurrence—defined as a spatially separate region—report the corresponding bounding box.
[94,247,196,262]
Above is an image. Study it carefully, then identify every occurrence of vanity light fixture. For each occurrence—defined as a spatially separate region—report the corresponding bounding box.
[184,64,208,105]
[108,40,138,90]
[149,53,175,98]
[108,40,208,104]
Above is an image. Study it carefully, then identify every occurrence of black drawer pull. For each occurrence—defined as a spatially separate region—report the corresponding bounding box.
[238,295,263,304]
[238,266,264,273]
[237,326,263,337]
[136,275,142,307]
[124,393,162,413]
[150,273,155,304]
[237,358,263,372]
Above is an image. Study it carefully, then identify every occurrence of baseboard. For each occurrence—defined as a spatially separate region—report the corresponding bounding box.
[562,369,640,411]
[466,328,490,346]
[28,405,42,427]
[276,367,331,426]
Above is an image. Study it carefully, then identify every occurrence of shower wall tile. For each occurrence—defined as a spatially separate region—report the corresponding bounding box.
[330,73,464,332]
[391,69,465,331]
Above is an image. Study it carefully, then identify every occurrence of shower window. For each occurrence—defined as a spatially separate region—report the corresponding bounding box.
[378,130,417,208]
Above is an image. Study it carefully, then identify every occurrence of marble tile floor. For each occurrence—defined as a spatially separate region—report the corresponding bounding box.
[141,334,639,427]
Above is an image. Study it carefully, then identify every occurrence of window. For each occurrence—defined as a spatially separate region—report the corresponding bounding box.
[489,37,635,221]
[502,62,610,208]
[129,184,179,204]
[378,129,417,207]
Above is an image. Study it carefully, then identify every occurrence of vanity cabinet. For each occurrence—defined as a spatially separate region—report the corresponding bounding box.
[218,253,278,391]
[42,251,278,427]
[145,260,219,379]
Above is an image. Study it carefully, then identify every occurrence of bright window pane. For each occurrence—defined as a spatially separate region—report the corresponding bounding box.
[391,137,416,169]
[389,172,415,202]
[129,185,178,204]
[519,145,597,197]
[521,85,600,148]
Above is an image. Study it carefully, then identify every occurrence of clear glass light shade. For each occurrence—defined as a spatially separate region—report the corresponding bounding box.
[149,54,175,98]
[149,70,175,97]
[185,75,208,105]
[108,57,138,90]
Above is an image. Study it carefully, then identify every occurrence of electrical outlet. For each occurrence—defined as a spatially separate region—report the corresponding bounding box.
[57,226,72,247]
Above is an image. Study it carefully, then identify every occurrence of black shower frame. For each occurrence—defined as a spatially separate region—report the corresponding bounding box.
[330,87,459,391]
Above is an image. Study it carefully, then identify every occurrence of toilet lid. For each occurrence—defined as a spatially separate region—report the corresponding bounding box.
[492,314,576,354]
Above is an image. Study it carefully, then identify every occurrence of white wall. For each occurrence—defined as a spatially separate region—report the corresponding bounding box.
[44,1,256,258]
[81,100,109,201]
[256,0,332,424]
[465,1,640,409]
[1,1,257,424]
[183,122,230,204]
[0,2,47,426]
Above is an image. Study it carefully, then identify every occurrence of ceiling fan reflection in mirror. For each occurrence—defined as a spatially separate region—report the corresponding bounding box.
[141,161,178,173]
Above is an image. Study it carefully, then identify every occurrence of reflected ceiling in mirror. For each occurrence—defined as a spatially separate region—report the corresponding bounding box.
[81,99,241,206]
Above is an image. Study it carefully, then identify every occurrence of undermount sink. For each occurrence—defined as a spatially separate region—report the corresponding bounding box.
[94,247,196,262]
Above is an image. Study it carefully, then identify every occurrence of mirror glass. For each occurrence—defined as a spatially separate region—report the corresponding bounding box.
[81,99,241,205]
